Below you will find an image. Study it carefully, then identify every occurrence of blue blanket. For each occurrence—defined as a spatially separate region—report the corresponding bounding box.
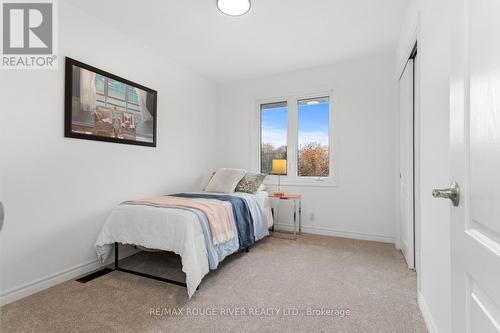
[173,193,255,250]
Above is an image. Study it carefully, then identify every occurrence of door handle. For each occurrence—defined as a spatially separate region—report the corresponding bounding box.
[432,181,460,207]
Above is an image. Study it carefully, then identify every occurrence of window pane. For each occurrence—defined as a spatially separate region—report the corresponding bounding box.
[95,74,105,94]
[298,96,330,177]
[106,97,126,108]
[127,104,141,113]
[127,87,140,105]
[107,79,126,100]
[96,93,106,104]
[260,101,287,174]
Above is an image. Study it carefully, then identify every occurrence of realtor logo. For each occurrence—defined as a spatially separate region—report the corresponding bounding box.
[1,0,57,69]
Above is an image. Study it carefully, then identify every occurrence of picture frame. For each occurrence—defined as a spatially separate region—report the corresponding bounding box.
[64,57,157,147]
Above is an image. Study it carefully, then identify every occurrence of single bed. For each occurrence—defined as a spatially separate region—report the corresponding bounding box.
[95,191,273,298]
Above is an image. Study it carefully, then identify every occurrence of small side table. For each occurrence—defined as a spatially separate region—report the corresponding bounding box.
[269,194,302,240]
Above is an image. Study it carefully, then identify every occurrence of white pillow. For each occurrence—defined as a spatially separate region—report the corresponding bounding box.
[205,168,246,193]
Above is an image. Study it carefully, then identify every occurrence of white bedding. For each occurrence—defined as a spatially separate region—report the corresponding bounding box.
[230,191,273,229]
[95,205,209,298]
[255,191,274,228]
[95,191,272,298]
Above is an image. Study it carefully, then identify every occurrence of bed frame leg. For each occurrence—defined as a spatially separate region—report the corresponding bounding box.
[114,242,119,269]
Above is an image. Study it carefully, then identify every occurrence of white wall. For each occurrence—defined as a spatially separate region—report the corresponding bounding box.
[397,0,452,332]
[216,54,398,243]
[0,2,217,305]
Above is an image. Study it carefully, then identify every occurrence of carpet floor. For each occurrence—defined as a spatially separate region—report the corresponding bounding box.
[1,234,427,333]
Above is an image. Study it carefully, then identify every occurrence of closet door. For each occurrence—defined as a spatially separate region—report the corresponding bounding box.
[399,59,414,269]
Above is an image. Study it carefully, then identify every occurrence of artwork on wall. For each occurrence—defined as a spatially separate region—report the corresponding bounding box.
[64,57,157,147]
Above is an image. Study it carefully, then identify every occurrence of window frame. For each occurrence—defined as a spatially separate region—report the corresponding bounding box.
[259,100,288,176]
[254,90,338,187]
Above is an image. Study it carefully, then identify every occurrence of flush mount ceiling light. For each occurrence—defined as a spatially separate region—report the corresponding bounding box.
[217,0,251,16]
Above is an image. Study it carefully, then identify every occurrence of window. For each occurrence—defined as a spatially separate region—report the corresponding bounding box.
[258,93,334,184]
[297,97,330,177]
[94,74,141,113]
[260,101,287,174]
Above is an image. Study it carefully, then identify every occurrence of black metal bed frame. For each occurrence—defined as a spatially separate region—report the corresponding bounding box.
[113,242,188,288]
[77,242,250,287]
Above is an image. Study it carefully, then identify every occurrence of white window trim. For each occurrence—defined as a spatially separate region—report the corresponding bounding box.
[251,90,339,188]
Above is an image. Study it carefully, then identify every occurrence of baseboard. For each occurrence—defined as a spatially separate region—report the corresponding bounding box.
[418,292,439,333]
[0,228,393,307]
[274,223,395,243]
[0,259,100,306]
[0,245,140,306]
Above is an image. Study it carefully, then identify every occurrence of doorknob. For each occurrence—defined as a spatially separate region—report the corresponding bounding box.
[432,181,460,207]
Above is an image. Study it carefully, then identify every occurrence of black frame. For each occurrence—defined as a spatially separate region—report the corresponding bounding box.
[113,243,187,287]
[64,57,157,147]
[76,242,250,287]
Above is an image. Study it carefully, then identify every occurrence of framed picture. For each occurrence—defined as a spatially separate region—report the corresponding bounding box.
[64,57,157,147]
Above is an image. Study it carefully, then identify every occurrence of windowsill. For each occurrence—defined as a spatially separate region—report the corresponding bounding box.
[264,177,338,188]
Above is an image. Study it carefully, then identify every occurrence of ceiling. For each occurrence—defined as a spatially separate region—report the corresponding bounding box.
[67,0,409,83]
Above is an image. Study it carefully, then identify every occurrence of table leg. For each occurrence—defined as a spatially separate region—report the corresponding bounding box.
[271,207,275,232]
[299,198,302,234]
[293,199,297,239]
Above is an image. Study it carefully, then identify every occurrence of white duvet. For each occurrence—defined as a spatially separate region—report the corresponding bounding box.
[95,204,209,298]
[95,191,272,298]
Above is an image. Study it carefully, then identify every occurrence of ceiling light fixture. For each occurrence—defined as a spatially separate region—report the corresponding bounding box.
[217,0,251,16]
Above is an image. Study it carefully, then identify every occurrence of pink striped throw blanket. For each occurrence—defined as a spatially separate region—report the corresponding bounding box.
[126,196,235,245]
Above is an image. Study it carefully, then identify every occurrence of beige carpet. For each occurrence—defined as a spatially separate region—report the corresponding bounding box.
[1,234,427,333]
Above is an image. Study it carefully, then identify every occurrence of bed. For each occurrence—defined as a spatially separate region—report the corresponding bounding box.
[95,190,273,298]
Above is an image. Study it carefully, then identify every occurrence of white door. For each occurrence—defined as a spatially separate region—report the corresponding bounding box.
[448,0,500,331]
[399,59,415,269]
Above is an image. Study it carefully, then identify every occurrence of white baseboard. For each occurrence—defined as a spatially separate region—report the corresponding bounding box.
[0,259,100,306]
[274,223,395,243]
[0,246,140,306]
[418,292,439,333]
[0,227,393,307]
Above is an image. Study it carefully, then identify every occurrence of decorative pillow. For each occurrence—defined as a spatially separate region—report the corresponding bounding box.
[205,168,246,193]
[235,173,267,194]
